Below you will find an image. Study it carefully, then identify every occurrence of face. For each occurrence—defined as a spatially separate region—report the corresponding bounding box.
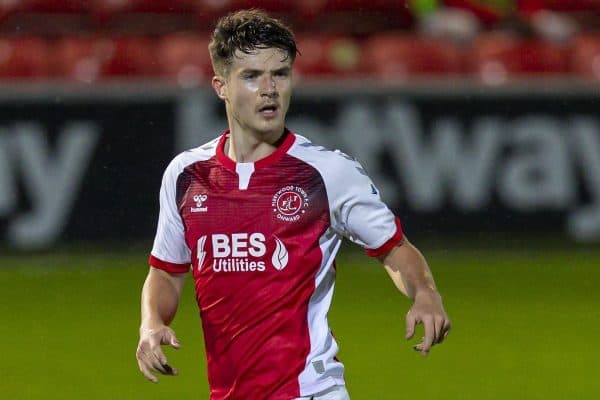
[212,47,293,141]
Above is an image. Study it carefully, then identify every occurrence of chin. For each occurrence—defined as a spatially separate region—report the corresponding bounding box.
[255,122,284,136]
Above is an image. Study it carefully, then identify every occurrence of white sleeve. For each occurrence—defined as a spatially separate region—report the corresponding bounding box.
[329,152,403,256]
[149,159,191,271]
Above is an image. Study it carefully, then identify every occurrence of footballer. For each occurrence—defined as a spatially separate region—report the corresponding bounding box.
[136,9,451,400]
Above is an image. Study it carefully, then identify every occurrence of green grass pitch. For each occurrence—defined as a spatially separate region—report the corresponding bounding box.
[1,243,598,399]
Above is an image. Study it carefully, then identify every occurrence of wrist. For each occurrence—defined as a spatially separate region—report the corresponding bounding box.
[414,286,440,301]
[140,319,166,333]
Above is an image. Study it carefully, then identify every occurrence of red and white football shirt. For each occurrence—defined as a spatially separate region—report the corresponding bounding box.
[149,130,402,400]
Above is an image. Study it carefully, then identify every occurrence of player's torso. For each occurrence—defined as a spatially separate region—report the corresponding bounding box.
[178,153,330,289]
[176,153,332,395]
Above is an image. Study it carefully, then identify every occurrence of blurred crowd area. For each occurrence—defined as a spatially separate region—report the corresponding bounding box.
[1,0,600,85]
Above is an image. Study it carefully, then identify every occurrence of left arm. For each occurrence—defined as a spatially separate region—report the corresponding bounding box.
[378,236,451,356]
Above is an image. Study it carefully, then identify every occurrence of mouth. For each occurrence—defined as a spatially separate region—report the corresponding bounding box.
[258,104,279,118]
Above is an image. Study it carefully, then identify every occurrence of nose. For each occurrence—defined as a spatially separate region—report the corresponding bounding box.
[260,75,278,97]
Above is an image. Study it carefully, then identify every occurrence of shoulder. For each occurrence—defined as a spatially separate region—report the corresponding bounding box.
[162,137,220,181]
[289,134,367,180]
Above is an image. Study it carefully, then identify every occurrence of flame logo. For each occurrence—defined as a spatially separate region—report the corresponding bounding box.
[272,237,289,270]
[197,235,207,270]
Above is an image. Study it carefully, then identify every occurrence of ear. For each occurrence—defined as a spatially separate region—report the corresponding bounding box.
[212,76,227,101]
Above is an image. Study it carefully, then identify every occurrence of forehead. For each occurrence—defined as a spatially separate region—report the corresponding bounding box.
[229,47,292,72]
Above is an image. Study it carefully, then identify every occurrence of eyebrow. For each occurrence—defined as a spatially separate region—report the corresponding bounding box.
[240,68,261,74]
[274,66,292,74]
[239,67,291,75]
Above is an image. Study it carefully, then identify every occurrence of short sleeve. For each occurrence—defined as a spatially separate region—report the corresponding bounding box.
[149,160,191,273]
[331,153,403,258]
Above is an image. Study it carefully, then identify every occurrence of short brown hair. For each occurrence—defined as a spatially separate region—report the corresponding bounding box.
[209,9,298,76]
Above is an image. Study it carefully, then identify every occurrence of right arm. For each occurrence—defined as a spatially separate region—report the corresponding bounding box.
[136,266,187,383]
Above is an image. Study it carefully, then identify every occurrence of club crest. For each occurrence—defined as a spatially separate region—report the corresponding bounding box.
[272,185,309,222]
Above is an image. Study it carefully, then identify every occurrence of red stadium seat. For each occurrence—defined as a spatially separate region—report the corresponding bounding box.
[442,0,504,26]
[157,33,213,87]
[469,33,569,84]
[91,0,196,33]
[91,0,194,15]
[522,0,600,12]
[570,34,600,80]
[362,34,464,79]
[293,35,363,79]
[296,0,408,15]
[0,0,22,21]
[0,1,91,35]
[53,37,114,82]
[194,0,296,27]
[20,0,90,13]
[54,36,158,81]
[295,0,413,33]
[518,39,570,73]
[196,0,294,14]
[99,36,158,78]
[0,37,50,79]
[468,33,521,83]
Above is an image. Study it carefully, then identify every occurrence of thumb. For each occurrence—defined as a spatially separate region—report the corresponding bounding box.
[167,331,181,349]
[405,313,416,340]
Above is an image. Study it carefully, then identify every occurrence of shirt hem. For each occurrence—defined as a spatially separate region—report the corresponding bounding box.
[364,217,403,258]
[148,254,190,273]
[299,376,346,397]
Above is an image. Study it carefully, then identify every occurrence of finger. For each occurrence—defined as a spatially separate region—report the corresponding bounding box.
[150,358,178,376]
[152,347,179,375]
[152,357,173,376]
[151,359,170,375]
[165,331,181,350]
[151,344,169,367]
[162,363,179,376]
[136,346,157,371]
[137,358,158,383]
[413,341,423,352]
[437,330,449,344]
[147,347,169,374]
[439,320,452,343]
[421,316,435,355]
[149,347,178,375]
[405,312,417,340]
[434,316,444,344]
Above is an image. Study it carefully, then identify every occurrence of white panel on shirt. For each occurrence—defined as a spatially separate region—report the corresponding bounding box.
[288,135,398,252]
[150,138,220,265]
[235,162,255,190]
[289,134,398,396]
[298,227,345,395]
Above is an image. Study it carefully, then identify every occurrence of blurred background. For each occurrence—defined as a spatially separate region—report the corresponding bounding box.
[0,1,599,399]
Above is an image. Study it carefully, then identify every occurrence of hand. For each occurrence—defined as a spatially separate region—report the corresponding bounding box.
[405,289,451,356]
[136,325,181,383]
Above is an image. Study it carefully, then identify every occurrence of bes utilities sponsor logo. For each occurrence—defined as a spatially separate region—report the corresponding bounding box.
[196,233,288,272]
[272,185,309,222]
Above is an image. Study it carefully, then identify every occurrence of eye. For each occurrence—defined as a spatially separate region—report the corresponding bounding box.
[275,70,289,77]
[242,72,258,79]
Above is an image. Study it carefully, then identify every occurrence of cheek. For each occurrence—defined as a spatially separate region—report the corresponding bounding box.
[231,86,255,106]
[280,85,292,107]
[231,80,258,95]
[244,80,260,93]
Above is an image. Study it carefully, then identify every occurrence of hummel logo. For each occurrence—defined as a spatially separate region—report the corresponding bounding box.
[191,194,208,213]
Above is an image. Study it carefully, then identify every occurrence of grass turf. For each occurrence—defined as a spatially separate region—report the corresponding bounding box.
[0,244,598,399]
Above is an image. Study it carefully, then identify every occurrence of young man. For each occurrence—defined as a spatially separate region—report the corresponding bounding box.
[136,9,451,400]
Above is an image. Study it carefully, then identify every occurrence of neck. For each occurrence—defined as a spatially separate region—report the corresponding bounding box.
[226,126,286,163]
